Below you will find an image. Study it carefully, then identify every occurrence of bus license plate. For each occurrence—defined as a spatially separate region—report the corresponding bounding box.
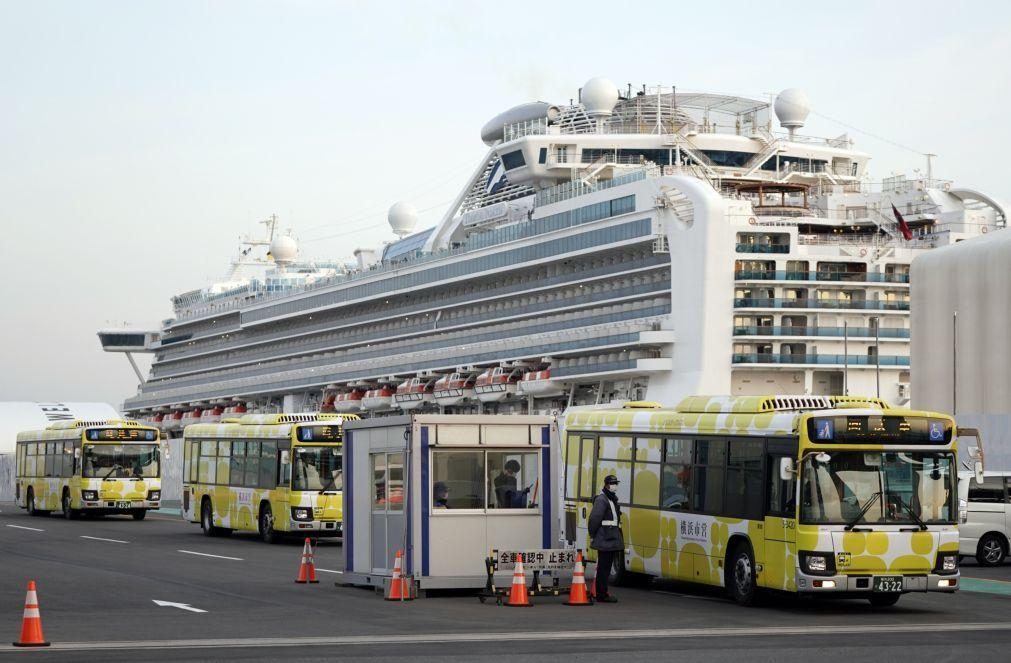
[873,576,903,593]
[116,501,139,509]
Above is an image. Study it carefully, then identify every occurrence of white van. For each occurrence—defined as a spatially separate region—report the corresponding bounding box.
[958,471,1010,566]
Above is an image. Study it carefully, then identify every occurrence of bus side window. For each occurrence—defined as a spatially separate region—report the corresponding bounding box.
[768,454,797,517]
[279,450,291,486]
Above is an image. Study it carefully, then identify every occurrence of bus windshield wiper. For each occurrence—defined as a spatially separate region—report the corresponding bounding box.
[844,491,883,531]
[101,464,121,480]
[891,492,928,530]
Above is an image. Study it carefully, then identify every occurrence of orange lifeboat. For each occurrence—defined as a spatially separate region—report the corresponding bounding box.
[333,388,365,413]
[320,390,338,413]
[361,386,395,411]
[518,368,565,398]
[162,410,184,432]
[151,412,165,429]
[474,366,523,403]
[200,405,224,424]
[180,408,204,429]
[394,376,435,411]
[433,372,475,406]
[222,403,248,419]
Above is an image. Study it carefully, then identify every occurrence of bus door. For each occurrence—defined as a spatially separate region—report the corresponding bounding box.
[574,435,597,553]
[764,445,798,590]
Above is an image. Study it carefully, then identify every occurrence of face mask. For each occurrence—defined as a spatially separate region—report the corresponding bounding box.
[605,483,617,493]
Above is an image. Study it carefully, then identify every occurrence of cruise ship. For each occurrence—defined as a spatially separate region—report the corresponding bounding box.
[100,78,1007,431]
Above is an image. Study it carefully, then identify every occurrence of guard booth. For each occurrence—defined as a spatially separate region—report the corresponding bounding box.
[342,414,559,592]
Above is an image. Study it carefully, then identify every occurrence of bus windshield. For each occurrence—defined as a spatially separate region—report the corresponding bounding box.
[800,451,955,526]
[83,444,160,479]
[291,446,342,492]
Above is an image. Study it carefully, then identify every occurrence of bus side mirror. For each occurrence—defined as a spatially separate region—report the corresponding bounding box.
[779,457,795,481]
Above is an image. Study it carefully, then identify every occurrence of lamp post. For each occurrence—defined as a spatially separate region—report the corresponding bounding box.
[843,321,849,396]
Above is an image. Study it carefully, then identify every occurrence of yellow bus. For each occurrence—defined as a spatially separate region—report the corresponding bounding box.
[15,419,162,520]
[563,395,974,607]
[182,413,358,542]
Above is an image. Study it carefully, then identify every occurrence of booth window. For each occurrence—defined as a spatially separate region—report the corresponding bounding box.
[370,452,403,511]
[431,450,540,511]
[488,451,539,509]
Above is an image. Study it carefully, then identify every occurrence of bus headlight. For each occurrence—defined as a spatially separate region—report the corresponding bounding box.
[82,490,98,501]
[148,490,161,501]
[935,553,958,574]
[291,507,313,521]
[800,551,836,576]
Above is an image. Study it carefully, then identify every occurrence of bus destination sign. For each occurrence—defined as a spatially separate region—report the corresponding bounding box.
[296,425,343,443]
[808,415,950,444]
[86,428,158,442]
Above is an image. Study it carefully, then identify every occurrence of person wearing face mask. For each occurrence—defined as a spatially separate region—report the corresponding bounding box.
[588,474,623,603]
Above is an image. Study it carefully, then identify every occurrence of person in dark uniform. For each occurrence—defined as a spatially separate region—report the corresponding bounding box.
[493,459,522,508]
[433,482,450,508]
[588,474,623,602]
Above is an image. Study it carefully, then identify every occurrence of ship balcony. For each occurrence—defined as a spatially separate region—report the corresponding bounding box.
[732,353,910,366]
[734,270,909,284]
[733,298,909,311]
[732,325,910,339]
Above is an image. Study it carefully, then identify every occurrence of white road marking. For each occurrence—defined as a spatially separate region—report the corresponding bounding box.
[6,524,44,532]
[20,621,1011,652]
[81,536,128,544]
[315,568,342,574]
[177,550,243,561]
[152,600,207,613]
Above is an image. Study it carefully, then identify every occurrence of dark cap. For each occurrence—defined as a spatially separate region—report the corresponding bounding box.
[603,474,620,485]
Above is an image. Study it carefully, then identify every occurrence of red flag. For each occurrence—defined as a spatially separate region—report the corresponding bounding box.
[891,204,913,240]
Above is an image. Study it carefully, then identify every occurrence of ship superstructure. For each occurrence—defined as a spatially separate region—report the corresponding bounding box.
[103,78,1007,429]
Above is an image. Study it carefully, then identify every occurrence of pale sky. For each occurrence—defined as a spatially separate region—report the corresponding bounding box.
[2,0,1009,409]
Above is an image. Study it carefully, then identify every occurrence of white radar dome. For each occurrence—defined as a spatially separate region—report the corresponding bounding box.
[388,201,418,238]
[268,235,298,264]
[581,77,619,117]
[774,88,811,130]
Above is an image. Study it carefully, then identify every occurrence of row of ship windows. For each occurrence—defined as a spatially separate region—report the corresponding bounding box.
[130,327,656,409]
[161,248,666,357]
[145,299,673,392]
[155,273,672,379]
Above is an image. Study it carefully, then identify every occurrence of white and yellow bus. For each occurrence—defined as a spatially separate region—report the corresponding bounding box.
[15,419,162,520]
[182,413,358,542]
[563,395,973,607]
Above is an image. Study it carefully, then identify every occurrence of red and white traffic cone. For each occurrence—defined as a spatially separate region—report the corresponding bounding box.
[295,538,319,584]
[564,552,592,606]
[385,549,413,601]
[12,581,49,647]
[505,553,532,607]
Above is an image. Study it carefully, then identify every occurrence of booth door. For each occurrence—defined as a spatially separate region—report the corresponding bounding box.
[370,452,405,573]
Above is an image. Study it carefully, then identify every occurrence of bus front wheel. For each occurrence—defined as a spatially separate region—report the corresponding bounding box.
[62,491,80,520]
[131,509,147,521]
[260,504,280,544]
[727,543,758,606]
[868,593,901,607]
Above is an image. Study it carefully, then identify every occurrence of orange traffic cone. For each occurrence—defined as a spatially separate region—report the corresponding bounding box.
[295,538,319,584]
[12,580,49,647]
[505,553,532,607]
[385,549,414,601]
[564,552,592,606]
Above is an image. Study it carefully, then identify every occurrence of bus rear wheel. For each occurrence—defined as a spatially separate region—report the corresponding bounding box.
[27,490,47,517]
[260,504,280,544]
[201,499,218,536]
[727,543,758,606]
[62,492,80,520]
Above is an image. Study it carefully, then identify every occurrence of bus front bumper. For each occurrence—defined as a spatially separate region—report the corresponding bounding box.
[290,520,342,537]
[795,570,959,594]
[82,499,160,511]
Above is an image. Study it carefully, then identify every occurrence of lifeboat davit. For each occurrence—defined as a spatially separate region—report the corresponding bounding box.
[394,377,435,411]
[333,388,365,413]
[474,366,523,403]
[433,372,475,406]
[361,386,395,411]
[200,405,224,424]
[518,369,565,398]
